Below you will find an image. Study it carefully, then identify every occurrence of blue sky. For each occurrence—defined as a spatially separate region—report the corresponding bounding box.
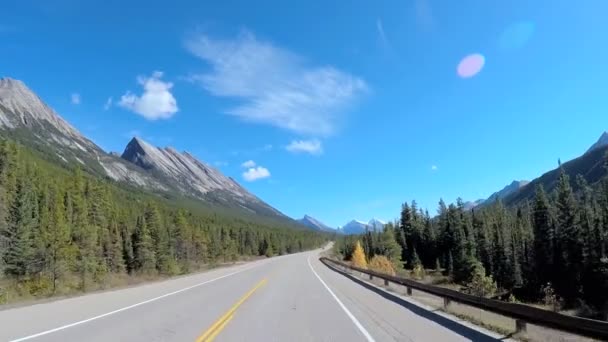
[3,0,608,227]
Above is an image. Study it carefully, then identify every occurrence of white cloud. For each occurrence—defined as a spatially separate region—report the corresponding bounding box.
[241,160,256,168]
[185,31,367,136]
[286,139,323,155]
[71,93,81,105]
[119,71,178,120]
[243,166,270,181]
[431,165,438,171]
[104,97,113,110]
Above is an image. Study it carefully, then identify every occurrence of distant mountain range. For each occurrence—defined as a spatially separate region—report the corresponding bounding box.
[296,215,388,235]
[337,218,386,235]
[0,77,286,220]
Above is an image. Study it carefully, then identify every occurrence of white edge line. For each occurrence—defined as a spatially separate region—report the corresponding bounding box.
[307,255,376,342]
[9,263,262,342]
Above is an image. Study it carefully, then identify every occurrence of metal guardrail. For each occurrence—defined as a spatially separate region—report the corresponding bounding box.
[320,257,608,340]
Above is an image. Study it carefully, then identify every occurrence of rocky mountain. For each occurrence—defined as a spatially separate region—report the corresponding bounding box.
[587,131,608,154]
[0,77,166,190]
[121,137,283,217]
[487,180,529,202]
[368,218,386,231]
[338,218,386,235]
[463,180,529,210]
[462,199,485,211]
[505,141,608,206]
[0,77,285,219]
[297,215,335,232]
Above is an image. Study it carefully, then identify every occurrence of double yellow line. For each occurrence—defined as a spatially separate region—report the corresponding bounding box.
[195,278,268,342]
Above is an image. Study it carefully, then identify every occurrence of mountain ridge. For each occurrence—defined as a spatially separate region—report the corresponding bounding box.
[297,215,336,232]
[0,77,287,221]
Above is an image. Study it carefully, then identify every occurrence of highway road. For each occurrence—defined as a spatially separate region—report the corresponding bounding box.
[0,248,500,342]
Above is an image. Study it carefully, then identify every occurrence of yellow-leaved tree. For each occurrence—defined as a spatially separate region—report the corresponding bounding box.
[351,240,368,269]
[369,255,396,276]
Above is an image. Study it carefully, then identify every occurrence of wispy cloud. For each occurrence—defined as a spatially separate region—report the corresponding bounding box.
[285,139,323,155]
[415,0,436,31]
[71,93,81,105]
[185,30,367,136]
[376,19,390,49]
[104,97,113,110]
[119,71,178,120]
[243,166,270,181]
[431,165,438,171]
[241,160,256,168]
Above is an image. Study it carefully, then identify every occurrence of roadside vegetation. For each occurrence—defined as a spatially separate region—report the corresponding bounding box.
[0,140,326,304]
[334,160,608,321]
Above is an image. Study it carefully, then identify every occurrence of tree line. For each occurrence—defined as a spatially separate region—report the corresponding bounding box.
[336,164,608,317]
[0,140,325,299]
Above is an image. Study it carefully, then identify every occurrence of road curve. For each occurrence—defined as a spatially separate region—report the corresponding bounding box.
[0,249,500,342]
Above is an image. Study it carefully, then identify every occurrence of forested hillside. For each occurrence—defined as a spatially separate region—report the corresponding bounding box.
[336,159,608,319]
[505,145,608,206]
[0,139,325,302]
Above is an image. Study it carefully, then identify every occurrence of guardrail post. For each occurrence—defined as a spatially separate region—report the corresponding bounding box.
[443,298,451,310]
[369,274,373,280]
[406,287,412,296]
[516,319,527,334]
[384,279,389,286]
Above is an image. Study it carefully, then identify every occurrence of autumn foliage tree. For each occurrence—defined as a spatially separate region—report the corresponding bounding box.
[351,240,367,269]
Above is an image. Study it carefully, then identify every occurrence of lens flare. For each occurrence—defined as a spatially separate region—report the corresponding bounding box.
[457,53,485,78]
[499,21,535,51]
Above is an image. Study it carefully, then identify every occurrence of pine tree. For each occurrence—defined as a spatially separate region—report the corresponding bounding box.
[2,178,35,277]
[420,211,436,268]
[376,224,402,269]
[576,175,601,265]
[132,215,156,274]
[555,169,583,302]
[532,185,555,288]
[47,185,71,292]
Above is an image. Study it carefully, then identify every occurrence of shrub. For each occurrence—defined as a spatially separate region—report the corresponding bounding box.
[541,282,562,312]
[369,255,396,276]
[412,263,425,280]
[466,261,497,297]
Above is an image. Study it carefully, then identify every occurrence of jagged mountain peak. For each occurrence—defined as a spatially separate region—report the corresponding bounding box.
[121,137,283,217]
[0,77,28,90]
[297,215,335,232]
[587,131,608,154]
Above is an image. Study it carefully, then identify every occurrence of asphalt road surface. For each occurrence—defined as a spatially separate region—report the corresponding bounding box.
[0,248,500,342]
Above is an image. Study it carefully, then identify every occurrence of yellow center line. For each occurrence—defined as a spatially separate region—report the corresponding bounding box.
[195,278,268,342]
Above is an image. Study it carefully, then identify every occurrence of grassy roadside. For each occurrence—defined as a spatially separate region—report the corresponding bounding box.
[0,255,268,310]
